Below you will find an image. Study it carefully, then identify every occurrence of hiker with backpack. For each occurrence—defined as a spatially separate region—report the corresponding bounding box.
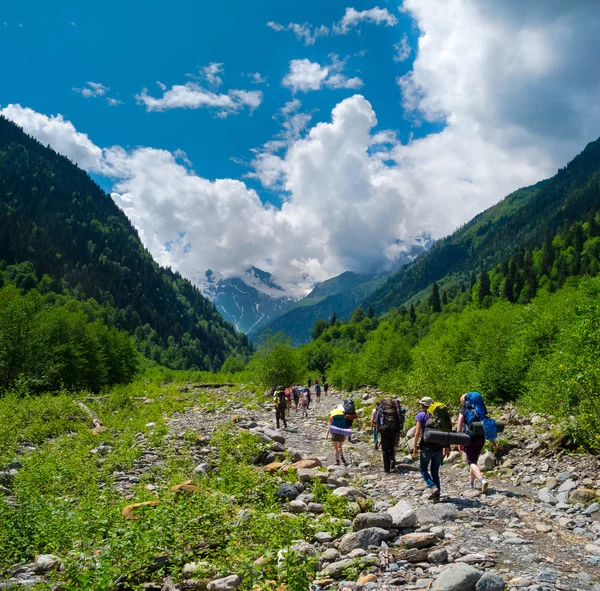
[285,387,293,416]
[375,398,405,472]
[371,401,381,450]
[457,392,498,494]
[343,398,358,444]
[307,376,312,389]
[300,388,310,418]
[315,381,322,403]
[274,386,288,430]
[323,382,329,395]
[293,385,300,411]
[326,406,350,466]
[413,397,451,501]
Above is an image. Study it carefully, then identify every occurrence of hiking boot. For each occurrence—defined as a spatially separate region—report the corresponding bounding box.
[390,459,396,470]
[481,479,489,494]
[341,456,348,466]
[427,487,440,500]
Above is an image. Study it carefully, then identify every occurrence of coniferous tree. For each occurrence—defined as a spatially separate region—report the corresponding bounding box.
[540,229,554,277]
[479,270,491,303]
[367,306,375,319]
[409,303,416,324]
[330,311,338,326]
[430,282,442,313]
[441,290,448,306]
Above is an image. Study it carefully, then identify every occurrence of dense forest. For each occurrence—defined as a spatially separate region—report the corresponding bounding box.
[0,116,252,372]
[364,137,600,314]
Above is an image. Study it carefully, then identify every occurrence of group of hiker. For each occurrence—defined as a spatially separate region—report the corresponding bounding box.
[327,390,500,499]
[272,376,330,428]
[274,380,500,501]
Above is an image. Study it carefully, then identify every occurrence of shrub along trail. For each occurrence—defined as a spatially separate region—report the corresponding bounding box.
[1,385,599,591]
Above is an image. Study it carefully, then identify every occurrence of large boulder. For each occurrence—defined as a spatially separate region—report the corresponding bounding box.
[387,500,418,528]
[475,573,506,591]
[292,459,322,469]
[537,488,558,505]
[33,555,61,573]
[331,487,363,500]
[338,528,383,554]
[477,451,496,471]
[319,559,353,579]
[401,532,440,549]
[353,512,393,531]
[570,488,597,503]
[432,563,482,591]
[263,428,285,444]
[417,503,458,524]
[276,482,299,501]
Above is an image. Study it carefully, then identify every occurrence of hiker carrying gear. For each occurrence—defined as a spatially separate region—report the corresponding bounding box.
[343,398,358,443]
[315,382,322,402]
[293,385,300,411]
[326,407,349,465]
[462,391,498,441]
[457,392,498,494]
[371,402,381,450]
[323,382,329,394]
[307,376,312,388]
[274,387,287,430]
[376,398,405,473]
[413,397,449,501]
[300,388,310,417]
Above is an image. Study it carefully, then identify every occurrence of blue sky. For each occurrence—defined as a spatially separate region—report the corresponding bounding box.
[2,1,600,296]
[0,0,436,198]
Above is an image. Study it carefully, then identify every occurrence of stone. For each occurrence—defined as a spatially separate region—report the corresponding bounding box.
[475,573,506,591]
[585,544,600,556]
[428,548,448,564]
[353,512,393,531]
[315,532,334,543]
[332,487,362,500]
[289,500,308,513]
[193,463,209,475]
[207,575,242,591]
[537,488,558,505]
[585,502,600,515]
[276,482,299,501]
[401,532,440,549]
[556,471,571,482]
[320,548,339,562]
[308,503,324,514]
[557,480,577,494]
[292,459,322,469]
[338,529,383,554]
[545,477,559,490]
[387,500,418,528]
[570,488,597,503]
[432,563,482,591]
[263,429,285,444]
[291,541,317,557]
[535,524,553,533]
[264,462,284,473]
[478,451,496,471]
[507,577,532,588]
[358,574,377,584]
[319,559,353,579]
[33,554,61,573]
[455,554,487,564]
[297,468,316,482]
[417,503,458,524]
[92,425,108,435]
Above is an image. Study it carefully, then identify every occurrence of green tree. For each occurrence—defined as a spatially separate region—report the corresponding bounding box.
[251,332,306,388]
[311,319,329,341]
[409,303,416,324]
[430,282,442,313]
[479,270,491,303]
[350,307,366,323]
[367,306,375,319]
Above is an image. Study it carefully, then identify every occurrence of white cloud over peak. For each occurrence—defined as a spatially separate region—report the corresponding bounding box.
[282,57,363,93]
[267,5,398,45]
[4,2,600,299]
[135,69,263,116]
[73,81,109,98]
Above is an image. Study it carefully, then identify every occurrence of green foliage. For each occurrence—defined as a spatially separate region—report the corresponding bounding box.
[249,332,307,388]
[311,319,329,341]
[0,284,138,393]
[221,355,246,374]
[0,117,252,371]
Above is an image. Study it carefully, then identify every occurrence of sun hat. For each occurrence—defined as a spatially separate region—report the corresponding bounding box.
[419,396,434,407]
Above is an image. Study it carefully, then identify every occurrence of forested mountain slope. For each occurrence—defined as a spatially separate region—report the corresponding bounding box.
[0,115,251,370]
[365,137,600,314]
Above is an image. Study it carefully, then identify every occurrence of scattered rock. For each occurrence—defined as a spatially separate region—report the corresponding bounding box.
[357,574,377,584]
[417,503,458,524]
[428,548,449,564]
[475,573,505,591]
[401,532,440,549]
[432,563,482,591]
[353,512,393,531]
[569,488,597,503]
[289,500,308,513]
[537,488,558,505]
[387,500,418,528]
[331,487,362,500]
[276,483,299,501]
[338,529,383,554]
[478,451,496,471]
[33,554,61,573]
[319,559,353,579]
[207,575,242,591]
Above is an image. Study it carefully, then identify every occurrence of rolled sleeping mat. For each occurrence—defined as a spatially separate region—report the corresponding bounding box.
[329,425,352,437]
[469,421,505,436]
[423,429,472,446]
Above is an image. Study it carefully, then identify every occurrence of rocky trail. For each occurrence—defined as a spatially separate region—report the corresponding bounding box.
[3,386,600,591]
[165,387,600,591]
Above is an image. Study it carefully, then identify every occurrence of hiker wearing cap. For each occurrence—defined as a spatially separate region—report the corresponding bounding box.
[413,397,447,501]
[457,392,498,494]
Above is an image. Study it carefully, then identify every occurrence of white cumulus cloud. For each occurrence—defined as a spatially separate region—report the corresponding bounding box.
[136,67,263,116]
[73,81,109,99]
[393,33,411,62]
[282,57,363,93]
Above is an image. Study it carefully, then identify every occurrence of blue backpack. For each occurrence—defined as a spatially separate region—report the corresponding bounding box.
[464,392,497,441]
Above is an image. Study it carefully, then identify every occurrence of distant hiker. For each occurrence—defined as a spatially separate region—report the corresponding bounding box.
[321,373,326,385]
[274,386,287,430]
[327,406,349,466]
[293,385,300,411]
[457,392,498,494]
[307,376,312,389]
[343,398,358,443]
[315,378,319,386]
[323,382,329,395]
[315,382,322,403]
[285,387,293,416]
[413,397,450,501]
[376,398,405,472]
[300,388,310,418]
[371,401,381,450]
